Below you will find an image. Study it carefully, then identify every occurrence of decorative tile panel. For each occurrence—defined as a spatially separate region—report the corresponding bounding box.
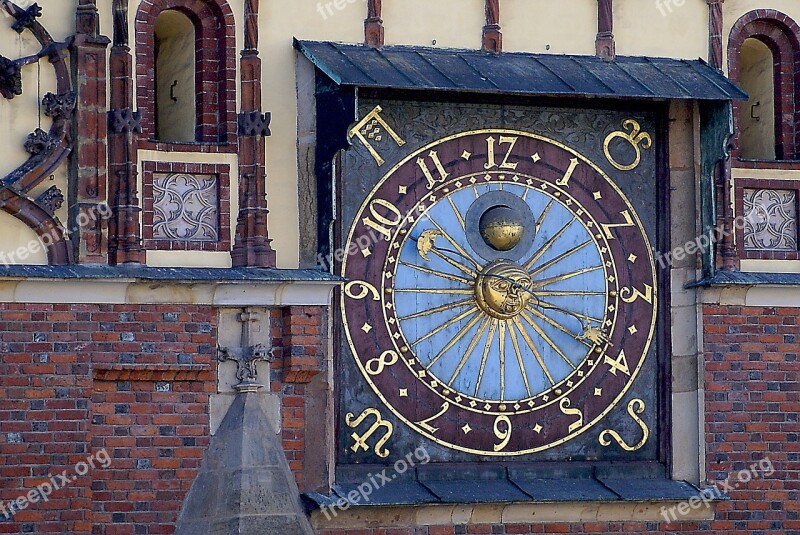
[743,188,798,251]
[141,161,231,252]
[152,173,219,242]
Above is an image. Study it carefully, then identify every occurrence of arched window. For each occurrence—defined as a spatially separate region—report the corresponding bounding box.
[729,10,800,161]
[136,0,236,145]
[154,10,196,142]
[738,38,776,160]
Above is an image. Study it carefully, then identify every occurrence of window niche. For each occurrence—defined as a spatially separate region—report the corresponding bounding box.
[154,10,196,142]
[729,10,800,162]
[738,38,776,160]
[136,0,237,146]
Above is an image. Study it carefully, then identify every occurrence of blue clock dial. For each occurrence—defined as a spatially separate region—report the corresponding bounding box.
[391,175,610,408]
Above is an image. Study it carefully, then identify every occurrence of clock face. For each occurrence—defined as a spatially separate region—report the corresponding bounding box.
[341,127,657,456]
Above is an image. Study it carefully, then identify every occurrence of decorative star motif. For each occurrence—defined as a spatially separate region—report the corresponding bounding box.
[393,332,400,339]
[628,254,638,263]
[532,153,541,162]
[542,395,549,401]
[400,389,408,397]
[462,424,472,434]
[361,323,372,333]
[577,370,584,377]
[512,175,520,182]
[514,403,521,410]
[484,403,491,410]
[469,177,477,184]
[455,395,462,403]
[566,381,573,387]
[399,185,408,194]
[593,191,602,200]
[594,388,603,396]
[533,424,543,433]
[469,400,477,408]
[588,359,594,366]
[461,150,472,160]
[388,317,396,325]
[418,370,427,378]
[628,325,638,335]
[455,181,463,188]
[528,400,535,407]
[361,248,371,258]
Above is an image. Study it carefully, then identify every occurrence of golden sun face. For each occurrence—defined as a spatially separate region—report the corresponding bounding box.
[475,260,533,320]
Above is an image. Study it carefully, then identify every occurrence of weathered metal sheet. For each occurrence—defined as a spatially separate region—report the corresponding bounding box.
[294,40,747,101]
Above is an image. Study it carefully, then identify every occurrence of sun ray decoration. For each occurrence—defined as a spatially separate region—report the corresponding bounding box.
[393,172,609,408]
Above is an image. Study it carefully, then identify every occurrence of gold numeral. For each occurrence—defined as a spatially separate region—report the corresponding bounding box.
[556,158,580,187]
[416,401,449,434]
[604,349,631,376]
[365,350,399,375]
[493,414,512,451]
[418,150,450,189]
[344,280,380,301]
[600,210,635,239]
[346,408,393,458]
[619,284,653,304]
[362,198,402,240]
[559,397,584,433]
[485,136,519,170]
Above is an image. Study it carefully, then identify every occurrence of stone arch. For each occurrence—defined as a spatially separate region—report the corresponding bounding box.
[729,10,800,160]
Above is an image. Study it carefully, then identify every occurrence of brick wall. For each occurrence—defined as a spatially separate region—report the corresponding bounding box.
[0,304,216,535]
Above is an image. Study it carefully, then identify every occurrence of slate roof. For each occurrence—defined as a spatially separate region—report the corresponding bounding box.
[295,39,747,101]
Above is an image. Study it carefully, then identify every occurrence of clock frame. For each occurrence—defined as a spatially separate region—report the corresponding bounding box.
[335,99,667,465]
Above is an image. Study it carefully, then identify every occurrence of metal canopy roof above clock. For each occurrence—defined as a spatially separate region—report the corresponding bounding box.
[294,39,747,101]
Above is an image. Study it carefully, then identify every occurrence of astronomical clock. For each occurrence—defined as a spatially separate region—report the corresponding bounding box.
[336,99,664,466]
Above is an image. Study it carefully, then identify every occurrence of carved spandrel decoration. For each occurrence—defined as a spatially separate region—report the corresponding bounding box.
[152,173,219,242]
[743,188,798,251]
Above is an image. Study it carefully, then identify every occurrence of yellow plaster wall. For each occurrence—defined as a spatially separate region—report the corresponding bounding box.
[502,0,596,54]
[382,0,484,49]
[0,212,47,265]
[615,0,708,59]
[260,0,363,268]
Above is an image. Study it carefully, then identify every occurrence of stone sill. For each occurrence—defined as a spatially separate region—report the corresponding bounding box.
[309,500,717,530]
[0,266,340,306]
[687,270,800,288]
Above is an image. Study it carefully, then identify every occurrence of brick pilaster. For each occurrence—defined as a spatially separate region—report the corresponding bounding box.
[482,0,502,53]
[70,0,109,263]
[232,0,276,267]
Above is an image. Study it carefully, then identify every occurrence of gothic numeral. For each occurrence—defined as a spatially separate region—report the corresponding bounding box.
[600,210,635,239]
[418,150,450,189]
[493,414,512,451]
[559,397,584,433]
[416,402,449,434]
[485,136,519,170]
[619,284,653,304]
[556,158,580,187]
[604,349,631,376]
[362,199,402,240]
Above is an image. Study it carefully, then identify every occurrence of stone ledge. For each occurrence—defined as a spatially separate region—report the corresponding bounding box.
[309,500,716,530]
